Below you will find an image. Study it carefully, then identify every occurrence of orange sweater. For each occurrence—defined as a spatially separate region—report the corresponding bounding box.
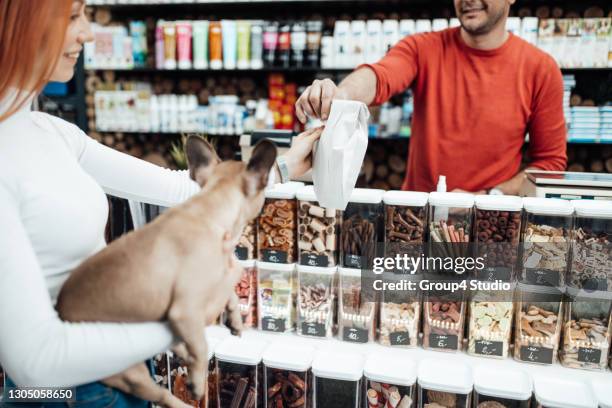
[365,28,567,192]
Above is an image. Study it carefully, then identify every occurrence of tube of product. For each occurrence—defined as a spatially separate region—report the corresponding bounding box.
[382,19,399,53]
[350,20,367,66]
[209,21,223,69]
[155,20,164,69]
[162,21,177,69]
[320,32,334,69]
[221,19,237,69]
[263,22,278,67]
[399,19,416,38]
[176,21,192,69]
[365,20,383,64]
[236,20,251,69]
[129,20,147,67]
[291,21,306,68]
[305,20,322,68]
[277,23,291,68]
[415,19,432,33]
[192,20,209,69]
[333,20,351,68]
[250,21,264,69]
[432,19,449,32]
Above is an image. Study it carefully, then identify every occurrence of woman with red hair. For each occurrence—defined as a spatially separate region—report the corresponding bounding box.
[0,1,320,406]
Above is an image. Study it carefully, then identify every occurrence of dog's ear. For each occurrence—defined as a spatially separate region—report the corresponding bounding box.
[185,136,220,187]
[243,139,277,196]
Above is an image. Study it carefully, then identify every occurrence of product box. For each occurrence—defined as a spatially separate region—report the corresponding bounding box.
[537,19,555,60]
[551,19,568,65]
[595,18,612,68]
[565,19,584,68]
[580,19,598,68]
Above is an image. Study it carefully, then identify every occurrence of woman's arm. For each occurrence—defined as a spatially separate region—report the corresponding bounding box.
[0,183,175,387]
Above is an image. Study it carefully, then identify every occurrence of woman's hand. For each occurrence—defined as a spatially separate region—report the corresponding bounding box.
[281,126,324,179]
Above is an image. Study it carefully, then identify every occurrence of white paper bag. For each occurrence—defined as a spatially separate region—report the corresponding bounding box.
[312,99,369,210]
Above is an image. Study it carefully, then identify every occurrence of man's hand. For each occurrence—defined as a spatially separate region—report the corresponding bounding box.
[295,79,348,123]
[281,126,324,179]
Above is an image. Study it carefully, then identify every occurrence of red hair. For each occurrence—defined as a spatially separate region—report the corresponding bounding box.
[0,0,72,122]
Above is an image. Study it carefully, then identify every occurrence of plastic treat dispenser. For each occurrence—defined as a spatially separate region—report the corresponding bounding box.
[340,189,385,270]
[362,351,416,408]
[338,266,377,344]
[214,336,267,408]
[473,366,532,408]
[533,377,597,408]
[520,198,573,288]
[258,182,304,264]
[296,264,337,339]
[262,342,315,408]
[235,260,258,328]
[256,262,296,333]
[569,200,612,292]
[312,350,364,408]
[417,359,473,408]
[296,185,341,267]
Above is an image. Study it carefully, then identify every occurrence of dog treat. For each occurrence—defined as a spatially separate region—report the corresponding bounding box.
[264,368,308,408]
[365,380,414,408]
[422,299,465,352]
[235,261,257,328]
[236,220,257,260]
[560,298,611,371]
[474,196,523,282]
[514,299,562,365]
[428,193,474,265]
[297,266,335,338]
[378,301,420,348]
[152,353,170,391]
[419,388,470,408]
[521,198,573,287]
[297,198,340,267]
[217,361,258,408]
[570,202,612,291]
[383,191,428,266]
[521,223,569,286]
[169,351,206,407]
[340,190,384,269]
[258,198,297,264]
[339,269,376,343]
[467,301,513,359]
[257,263,295,333]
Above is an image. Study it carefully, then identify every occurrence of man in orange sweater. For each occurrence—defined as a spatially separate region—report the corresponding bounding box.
[296,0,567,194]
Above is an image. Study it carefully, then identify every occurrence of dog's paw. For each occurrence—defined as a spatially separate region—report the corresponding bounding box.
[187,379,205,402]
[223,293,243,336]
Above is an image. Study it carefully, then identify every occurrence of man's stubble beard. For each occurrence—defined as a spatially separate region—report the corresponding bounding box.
[460,6,507,36]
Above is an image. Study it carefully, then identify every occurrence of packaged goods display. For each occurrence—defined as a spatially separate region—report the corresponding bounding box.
[427,192,474,264]
[568,106,612,142]
[297,265,336,339]
[383,191,428,269]
[262,343,314,408]
[258,183,302,264]
[257,262,296,333]
[312,351,364,408]
[467,297,514,359]
[417,359,473,408]
[338,267,376,344]
[473,367,532,408]
[570,200,612,291]
[296,186,341,267]
[560,289,611,371]
[521,198,573,288]
[513,285,564,365]
[422,297,466,352]
[474,196,523,282]
[340,189,384,269]
[363,352,417,408]
[378,274,421,348]
[533,377,597,408]
[236,220,257,261]
[236,260,258,328]
[215,337,266,408]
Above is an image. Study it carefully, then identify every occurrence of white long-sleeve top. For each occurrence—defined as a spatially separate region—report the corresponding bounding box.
[0,94,200,388]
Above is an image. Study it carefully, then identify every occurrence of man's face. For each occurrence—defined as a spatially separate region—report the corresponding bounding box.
[454,0,512,35]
